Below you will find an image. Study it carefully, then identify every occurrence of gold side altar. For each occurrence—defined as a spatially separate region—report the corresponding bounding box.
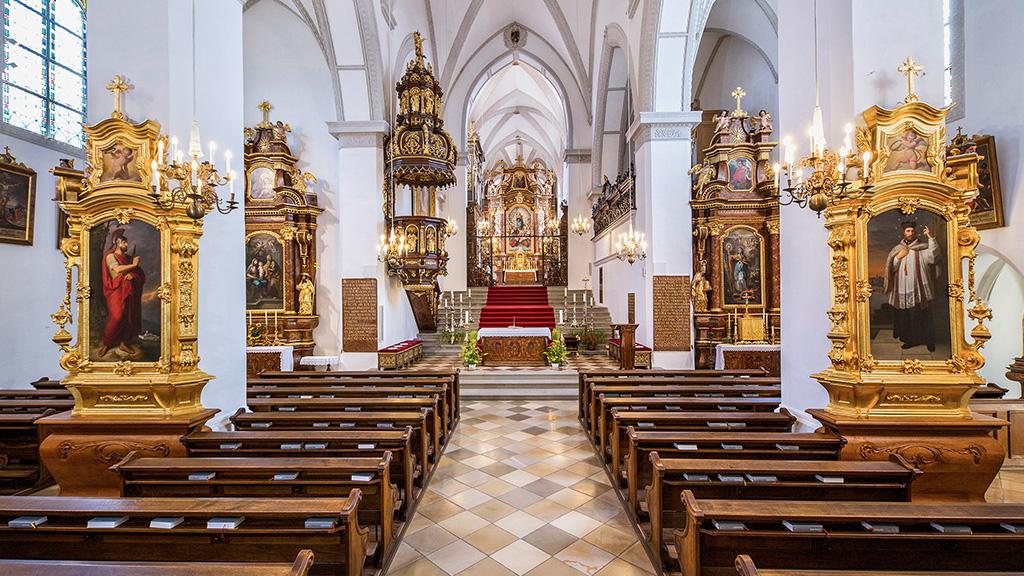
[805,61,1004,501]
[38,78,226,495]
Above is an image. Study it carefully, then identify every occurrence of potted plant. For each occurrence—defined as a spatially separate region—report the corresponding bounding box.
[461,331,483,368]
[546,329,568,368]
[583,328,606,351]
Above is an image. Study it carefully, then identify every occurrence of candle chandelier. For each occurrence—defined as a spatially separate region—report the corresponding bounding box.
[775,0,877,217]
[571,214,592,236]
[617,225,647,265]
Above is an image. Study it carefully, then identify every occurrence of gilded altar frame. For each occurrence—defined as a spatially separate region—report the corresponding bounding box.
[51,113,211,416]
[813,99,990,419]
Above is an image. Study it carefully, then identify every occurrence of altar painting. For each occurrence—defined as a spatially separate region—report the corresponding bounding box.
[727,156,754,191]
[721,226,763,307]
[246,232,285,310]
[884,129,930,173]
[506,205,532,250]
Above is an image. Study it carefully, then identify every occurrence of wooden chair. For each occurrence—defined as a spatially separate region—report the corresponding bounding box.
[0,495,369,576]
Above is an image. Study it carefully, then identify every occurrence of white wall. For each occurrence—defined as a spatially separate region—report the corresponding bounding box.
[0,141,82,389]
[974,253,1024,397]
[243,0,341,355]
[88,0,246,427]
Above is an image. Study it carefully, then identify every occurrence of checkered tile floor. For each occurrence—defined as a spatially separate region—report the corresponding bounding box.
[401,354,619,372]
[386,400,654,575]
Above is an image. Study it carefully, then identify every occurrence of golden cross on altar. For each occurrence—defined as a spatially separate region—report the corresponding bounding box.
[898,56,924,103]
[105,75,133,120]
[731,86,746,113]
[257,100,273,128]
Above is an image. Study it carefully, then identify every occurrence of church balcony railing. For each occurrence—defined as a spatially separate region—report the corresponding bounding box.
[592,165,635,238]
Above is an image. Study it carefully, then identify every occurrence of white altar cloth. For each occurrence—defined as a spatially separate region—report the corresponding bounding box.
[478,327,552,339]
[714,344,780,370]
[246,345,294,371]
[299,355,340,369]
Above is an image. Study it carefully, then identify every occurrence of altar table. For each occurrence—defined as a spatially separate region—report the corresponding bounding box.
[714,343,781,376]
[245,345,294,376]
[503,269,537,284]
[478,327,551,366]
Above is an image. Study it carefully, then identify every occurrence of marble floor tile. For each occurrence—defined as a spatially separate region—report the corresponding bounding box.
[491,539,552,575]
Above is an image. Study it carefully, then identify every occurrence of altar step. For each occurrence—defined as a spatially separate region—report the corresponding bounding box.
[459,368,578,400]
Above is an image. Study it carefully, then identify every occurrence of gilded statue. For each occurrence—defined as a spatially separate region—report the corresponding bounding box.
[691,264,712,312]
[297,275,315,316]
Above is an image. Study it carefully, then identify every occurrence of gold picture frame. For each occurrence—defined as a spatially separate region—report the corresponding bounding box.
[0,147,37,246]
[969,134,1004,230]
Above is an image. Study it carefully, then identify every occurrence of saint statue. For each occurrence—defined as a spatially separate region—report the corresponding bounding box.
[691,264,712,312]
[297,276,315,316]
[884,220,940,351]
[98,228,145,358]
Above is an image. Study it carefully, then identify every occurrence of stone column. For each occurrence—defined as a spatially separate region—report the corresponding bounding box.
[564,149,593,291]
[328,121,417,369]
[628,111,702,368]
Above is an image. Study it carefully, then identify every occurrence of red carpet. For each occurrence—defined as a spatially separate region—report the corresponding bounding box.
[478,286,555,329]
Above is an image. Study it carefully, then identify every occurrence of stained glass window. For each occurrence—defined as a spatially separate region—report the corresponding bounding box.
[2,0,86,147]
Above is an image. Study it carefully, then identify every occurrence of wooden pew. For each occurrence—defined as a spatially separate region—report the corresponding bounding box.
[29,377,66,390]
[0,389,72,399]
[582,375,781,430]
[733,554,1024,576]
[597,396,783,454]
[112,453,397,564]
[646,455,920,563]
[673,492,1024,576]
[577,369,767,416]
[0,410,58,494]
[0,399,75,413]
[587,383,782,439]
[247,396,442,456]
[247,373,460,422]
[0,550,315,576]
[230,408,431,476]
[624,429,845,512]
[246,381,455,436]
[182,428,417,510]
[0,495,369,576]
[607,409,796,479]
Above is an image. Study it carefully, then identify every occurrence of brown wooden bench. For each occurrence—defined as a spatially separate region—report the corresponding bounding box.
[587,382,782,438]
[646,455,920,565]
[0,389,73,400]
[577,369,767,416]
[182,428,417,510]
[29,377,66,390]
[112,453,397,565]
[0,399,75,413]
[608,409,796,481]
[598,396,783,456]
[246,382,454,436]
[0,495,369,576]
[0,550,315,576]
[733,554,1024,576]
[249,373,458,422]
[247,396,442,456]
[0,410,59,494]
[673,492,1024,576]
[229,409,431,476]
[624,430,845,512]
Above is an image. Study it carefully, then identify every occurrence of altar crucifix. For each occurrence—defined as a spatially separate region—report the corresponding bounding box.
[898,56,924,103]
[105,74,133,120]
[731,86,747,114]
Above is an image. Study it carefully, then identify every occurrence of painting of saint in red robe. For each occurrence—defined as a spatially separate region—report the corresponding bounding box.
[728,157,754,191]
[89,220,162,361]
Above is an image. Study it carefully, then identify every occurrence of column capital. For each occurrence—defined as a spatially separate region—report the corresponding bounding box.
[627,111,703,147]
[563,148,592,164]
[327,120,390,148]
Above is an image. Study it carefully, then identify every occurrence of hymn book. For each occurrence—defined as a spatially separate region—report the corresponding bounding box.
[150,517,185,530]
[8,516,47,528]
[207,517,245,530]
[87,516,129,529]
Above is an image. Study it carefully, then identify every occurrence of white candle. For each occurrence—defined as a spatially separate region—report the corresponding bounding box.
[224,150,232,178]
[170,136,179,160]
[208,141,216,168]
[573,293,577,304]
[862,151,872,180]
[157,140,165,166]
[151,159,159,188]
[464,310,470,324]
[560,309,565,324]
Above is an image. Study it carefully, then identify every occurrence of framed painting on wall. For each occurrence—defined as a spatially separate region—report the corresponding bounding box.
[969,134,1004,230]
[720,226,764,307]
[0,147,37,245]
[245,232,286,310]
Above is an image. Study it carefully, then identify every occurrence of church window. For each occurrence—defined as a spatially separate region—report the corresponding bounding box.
[943,0,964,120]
[2,0,86,148]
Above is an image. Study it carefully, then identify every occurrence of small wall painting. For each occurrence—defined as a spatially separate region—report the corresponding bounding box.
[88,219,162,362]
[245,232,285,310]
[727,157,754,191]
[0,150,36,245]
[99,143,141,183]
[867,208,951,361]
[721,226,763,306]
[248,166,277,200]
[969,135,1005,230]
[884,129,930,172]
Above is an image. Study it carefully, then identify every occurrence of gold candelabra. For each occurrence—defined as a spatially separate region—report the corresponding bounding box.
[571,214,592,236]
[376,229,410,270]
[776,117,872,216]
[617,224,647,265]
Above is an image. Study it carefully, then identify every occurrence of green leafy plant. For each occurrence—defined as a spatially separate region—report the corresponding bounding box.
[441,328,465,344]
[583,328,606,350]
[461,330,484,366]
[546,329,568,365]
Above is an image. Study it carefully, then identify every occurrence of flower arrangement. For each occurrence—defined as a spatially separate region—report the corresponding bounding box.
[545,329,568,367]
[462,330,483,367]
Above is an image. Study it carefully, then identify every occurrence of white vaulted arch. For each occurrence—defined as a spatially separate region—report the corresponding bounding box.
[593,22,637,188]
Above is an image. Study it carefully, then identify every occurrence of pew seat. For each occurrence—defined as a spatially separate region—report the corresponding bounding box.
[734,555,1024,576]
[0,550,314,576]
[0,495,369,576]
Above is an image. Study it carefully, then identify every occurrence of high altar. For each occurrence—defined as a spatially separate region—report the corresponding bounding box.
[804,61,1004,501]
[41,78,228,495]
[243,101,323,361]
[690,87,780,371]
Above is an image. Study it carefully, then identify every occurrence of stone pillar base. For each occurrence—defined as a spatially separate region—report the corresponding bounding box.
[808,408,1007,502]
[36,409,218,497]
